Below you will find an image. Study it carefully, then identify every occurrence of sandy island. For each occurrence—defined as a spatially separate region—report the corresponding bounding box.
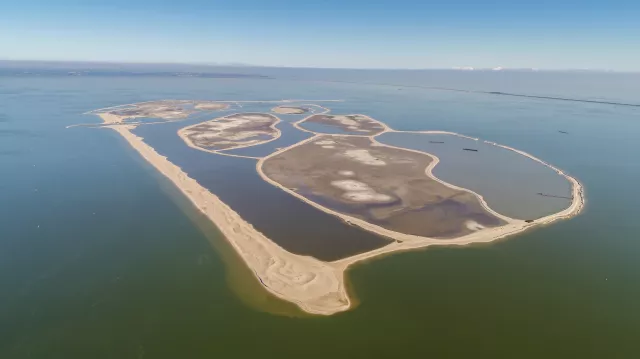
[179,113,281,152]
[91,100,585,315]
[272,106,308,114]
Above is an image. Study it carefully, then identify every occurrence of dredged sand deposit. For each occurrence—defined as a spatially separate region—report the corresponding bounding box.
[272,106,308,114]
[91,100,585,315]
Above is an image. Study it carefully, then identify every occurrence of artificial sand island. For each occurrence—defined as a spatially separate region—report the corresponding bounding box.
[272,106,308,114]
[179,113,280,152]
[86,99,585,315]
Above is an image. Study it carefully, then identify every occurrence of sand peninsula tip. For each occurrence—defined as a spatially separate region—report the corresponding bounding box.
[86,99,585,315]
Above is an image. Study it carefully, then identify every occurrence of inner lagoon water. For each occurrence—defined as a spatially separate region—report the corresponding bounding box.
[133,106,389,261]
[376,132,572,219]
[1,69,640,358]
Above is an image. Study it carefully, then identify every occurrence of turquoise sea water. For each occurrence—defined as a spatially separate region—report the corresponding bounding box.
[1,69,639,358]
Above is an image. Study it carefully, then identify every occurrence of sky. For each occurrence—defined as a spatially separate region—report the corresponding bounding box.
[1,0,639,71]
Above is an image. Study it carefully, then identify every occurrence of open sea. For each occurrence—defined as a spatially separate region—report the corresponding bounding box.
[1,66,639,358]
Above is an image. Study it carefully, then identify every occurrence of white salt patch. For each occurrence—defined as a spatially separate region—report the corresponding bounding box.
[344,149,386,166]
[331,180,371,192]
[342,192,393,203]
[184,115,276,149]
[331,115,358,126]
[225,130,269,140]
[322,145,335,149]
[338,170,355,177]
[331,180,393,203]
[273,106,305,114]
[465,220,486,231]
[195,103,227,110]
[315,140,336,145]
[192,132,221,139]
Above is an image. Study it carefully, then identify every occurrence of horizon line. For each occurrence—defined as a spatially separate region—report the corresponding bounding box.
[0,59,635,74]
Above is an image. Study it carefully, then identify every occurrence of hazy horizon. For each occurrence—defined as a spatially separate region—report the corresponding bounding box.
[0,59,636,73]
[2,0,639,71]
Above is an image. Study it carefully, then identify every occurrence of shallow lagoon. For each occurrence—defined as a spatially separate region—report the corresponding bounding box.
[133,108,390,261]
[377,132,572,219]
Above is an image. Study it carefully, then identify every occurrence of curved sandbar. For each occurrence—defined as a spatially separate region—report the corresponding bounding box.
[90,100,585,316]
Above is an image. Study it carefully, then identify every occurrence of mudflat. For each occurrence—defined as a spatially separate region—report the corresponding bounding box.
[300,114,386,135]
[102,100,229,124]
[179,113,280,151]
[261,135,505,238]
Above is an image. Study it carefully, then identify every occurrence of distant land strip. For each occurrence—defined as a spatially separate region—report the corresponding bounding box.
[485,91,640,107]
[299,79,640,108]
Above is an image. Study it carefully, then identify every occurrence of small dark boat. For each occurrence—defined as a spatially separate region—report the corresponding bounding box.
[462,148,478,152]
[558,130,569,134]
[429,141,445,144]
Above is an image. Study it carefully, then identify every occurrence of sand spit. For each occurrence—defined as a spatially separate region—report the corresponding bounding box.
[92,101,585,316]
[100,114,351,315]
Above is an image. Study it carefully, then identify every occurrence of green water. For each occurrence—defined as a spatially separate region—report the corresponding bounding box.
[1,72,639,358]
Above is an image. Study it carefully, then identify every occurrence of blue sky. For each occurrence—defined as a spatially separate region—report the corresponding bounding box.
[1,0,639,70]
